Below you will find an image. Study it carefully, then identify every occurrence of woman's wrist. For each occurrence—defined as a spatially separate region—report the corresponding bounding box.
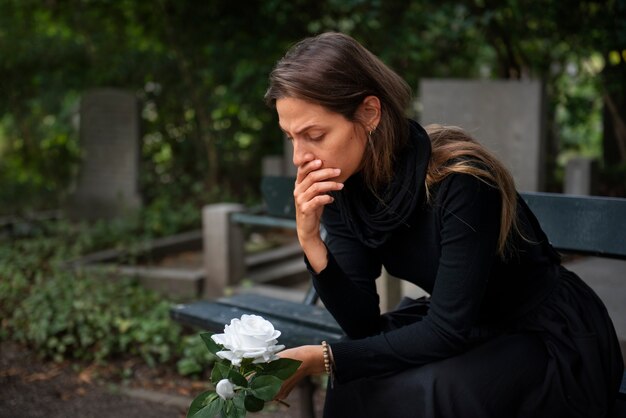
[303,344,326,375]
[300,237,328,273]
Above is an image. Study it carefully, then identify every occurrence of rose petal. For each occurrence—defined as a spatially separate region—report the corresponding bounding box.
[216,350,242,366]
[215,314,286,364]
[211,333,228,346]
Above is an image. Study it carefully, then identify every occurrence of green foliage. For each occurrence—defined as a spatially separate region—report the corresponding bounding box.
[2,0,623,216]
[0,214,212,375]
[555,54,605,162]
[9,271,178,365]
[188,391,222,418]
[177,334,218,376]
[0,94,81,214]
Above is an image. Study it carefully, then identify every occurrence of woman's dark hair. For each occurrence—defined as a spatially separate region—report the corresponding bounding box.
[265,32,412,191]
[424,124,521,257]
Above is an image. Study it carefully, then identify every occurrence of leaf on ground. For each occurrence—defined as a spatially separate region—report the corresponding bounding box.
[24,368,62,382]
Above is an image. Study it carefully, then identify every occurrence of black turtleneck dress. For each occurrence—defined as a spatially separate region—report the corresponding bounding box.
[309,121,623,418]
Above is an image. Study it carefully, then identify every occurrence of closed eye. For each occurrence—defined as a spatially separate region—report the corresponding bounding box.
[306,134,324,142]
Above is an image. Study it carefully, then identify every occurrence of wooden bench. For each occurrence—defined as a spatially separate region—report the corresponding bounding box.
[171,177,626,415]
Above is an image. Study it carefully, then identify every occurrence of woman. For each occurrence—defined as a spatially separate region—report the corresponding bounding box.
[265,32,623,417]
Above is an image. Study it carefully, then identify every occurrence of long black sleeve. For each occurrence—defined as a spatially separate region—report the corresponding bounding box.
[311,174,502,383]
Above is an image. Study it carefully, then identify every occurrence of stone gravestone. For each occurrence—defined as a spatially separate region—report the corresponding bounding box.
[260,136,297,178]
[262,155,284,177]
[420,79,546,192]
[67,89,142,220]
[283,138,297,177]
[564,157,598,196]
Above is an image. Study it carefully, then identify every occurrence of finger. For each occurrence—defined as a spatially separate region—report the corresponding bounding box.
[296,194,336,215]
[300,167,342,187]
[294,168,342,197]
[295,156,319,184]
[295,182,342,209]
[294,183,343,213]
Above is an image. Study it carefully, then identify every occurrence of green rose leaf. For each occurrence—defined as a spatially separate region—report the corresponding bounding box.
[232,392,246,410]
[211,360,231,383]
[221,399,246,418]
[232,407,246,418]
[244,394,265,412]
[200,332,222,356]
[256,357,302,380]
[227,369,248,388]
[186,391,212,417]
[187,391,222,418]
[221,399,231,418]
[249,375,282,401]
[203,392,219,406]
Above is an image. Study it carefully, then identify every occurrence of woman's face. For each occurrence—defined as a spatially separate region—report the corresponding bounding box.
[276,97,367,183]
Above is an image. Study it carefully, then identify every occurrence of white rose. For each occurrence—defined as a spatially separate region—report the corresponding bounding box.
[211,314,285,366]
[215,378,235,400]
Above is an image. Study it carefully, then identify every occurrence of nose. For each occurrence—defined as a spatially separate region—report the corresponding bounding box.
[291,138,309,167]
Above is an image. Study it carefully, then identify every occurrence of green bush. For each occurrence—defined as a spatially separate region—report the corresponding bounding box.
[176,334,218,376]
[7,270,167,363]
[1,260,213,374]
[0,216,213,376]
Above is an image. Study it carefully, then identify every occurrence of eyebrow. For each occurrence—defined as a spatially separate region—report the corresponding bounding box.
[279,124,321,136]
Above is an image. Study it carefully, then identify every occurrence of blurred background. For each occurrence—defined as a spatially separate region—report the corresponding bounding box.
[1,1,625,417]
[1,0,625,218]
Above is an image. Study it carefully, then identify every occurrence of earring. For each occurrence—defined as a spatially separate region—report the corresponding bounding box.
[368,127,376,149]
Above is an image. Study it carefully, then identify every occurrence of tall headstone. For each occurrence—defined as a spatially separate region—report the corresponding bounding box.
[262,156,284,177]
[283,139,297,177]
[420,79,546,192]
[67,89,142,220]
[564,157,598,196]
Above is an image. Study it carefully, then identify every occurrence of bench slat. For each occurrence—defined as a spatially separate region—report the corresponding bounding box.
[170,300,343,348]
[245,242,302,267]
[521,192,626,259]
[231,212,297,229]
[216,294,341,334]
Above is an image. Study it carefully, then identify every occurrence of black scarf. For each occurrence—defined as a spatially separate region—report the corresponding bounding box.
[331,120,432,248]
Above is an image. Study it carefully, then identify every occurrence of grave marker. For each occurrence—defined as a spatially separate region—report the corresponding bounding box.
[420,79,546,192]
[68,89,142,220]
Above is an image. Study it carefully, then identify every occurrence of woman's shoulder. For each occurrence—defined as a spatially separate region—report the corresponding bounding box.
[436,171,498,194]
[429,172,502,211]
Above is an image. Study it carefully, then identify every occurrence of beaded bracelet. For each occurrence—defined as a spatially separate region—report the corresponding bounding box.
[321,340,335,388]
